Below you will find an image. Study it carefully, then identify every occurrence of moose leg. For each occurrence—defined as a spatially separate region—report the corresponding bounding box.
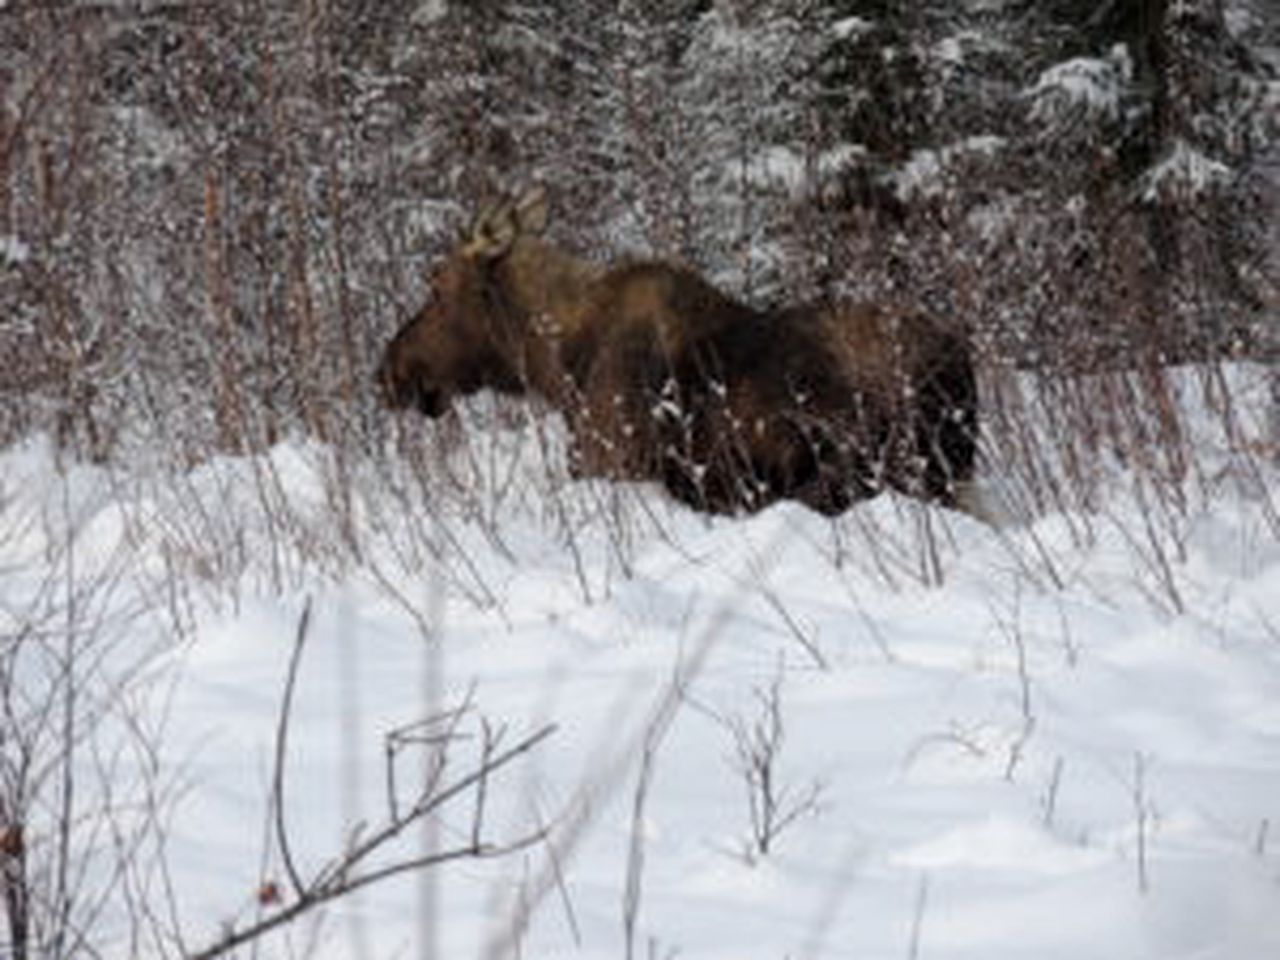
[912,364,979,506]
[655,416,744,514]
[648,383,760,514]
[784,430,883,516]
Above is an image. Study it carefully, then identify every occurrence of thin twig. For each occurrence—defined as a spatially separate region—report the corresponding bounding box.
[271,597,312,902]
[907,874,929,960]
[191,720,555,960]
[1133,751,1150,895]
[187,835,545,960]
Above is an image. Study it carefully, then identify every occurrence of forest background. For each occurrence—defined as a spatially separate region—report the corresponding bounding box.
[1,0,1277,461]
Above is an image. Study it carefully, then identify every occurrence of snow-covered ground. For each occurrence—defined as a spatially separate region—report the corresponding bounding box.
[2,365,1279,959]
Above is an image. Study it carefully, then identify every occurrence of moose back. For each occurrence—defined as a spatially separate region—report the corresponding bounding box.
[376,189,977,516]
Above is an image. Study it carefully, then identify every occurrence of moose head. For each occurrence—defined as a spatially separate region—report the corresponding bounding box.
[376,186,599,418]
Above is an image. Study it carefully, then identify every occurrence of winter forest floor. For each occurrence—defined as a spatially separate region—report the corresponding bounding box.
[2,362,1279,959]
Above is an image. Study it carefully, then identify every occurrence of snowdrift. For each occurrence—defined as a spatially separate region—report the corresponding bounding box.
[1,363,1278,959]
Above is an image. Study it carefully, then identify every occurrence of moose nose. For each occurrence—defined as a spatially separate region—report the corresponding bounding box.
[414,384,446,418]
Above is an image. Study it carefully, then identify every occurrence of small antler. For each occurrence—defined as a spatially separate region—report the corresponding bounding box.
[513,184,548,234]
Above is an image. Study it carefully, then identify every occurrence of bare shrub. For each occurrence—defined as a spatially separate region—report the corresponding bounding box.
[1,478,180,958]
[185,601,555,960]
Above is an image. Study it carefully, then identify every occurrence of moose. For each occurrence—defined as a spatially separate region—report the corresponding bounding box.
[377,187,977,516]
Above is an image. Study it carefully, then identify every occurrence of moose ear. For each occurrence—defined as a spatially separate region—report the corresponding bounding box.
[462,193,519,259]
[513,185,549,236]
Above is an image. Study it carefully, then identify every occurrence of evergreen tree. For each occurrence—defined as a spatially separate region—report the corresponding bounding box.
[1021,0,1274,358]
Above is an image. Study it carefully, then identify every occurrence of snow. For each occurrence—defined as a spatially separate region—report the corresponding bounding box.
[2,367,1280,958]
[411,0,447,25]
[1141,140,1234,202]
[740,145,870,197]
[934,36,965,68]
[743,145,808,194]
[110,105,191,173]
[831,17,874,41]
[0,234,29,267]
[892,136,1005,200]
[732,144,870,198]
[1029,47,1132,125]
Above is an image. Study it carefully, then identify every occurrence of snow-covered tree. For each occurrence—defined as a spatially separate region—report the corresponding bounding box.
[0,0,1275,456]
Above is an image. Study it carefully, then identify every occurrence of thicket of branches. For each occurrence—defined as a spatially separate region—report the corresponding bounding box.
[1,0,1275,464]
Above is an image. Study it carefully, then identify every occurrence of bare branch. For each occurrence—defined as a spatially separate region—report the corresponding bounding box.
[270,597,311,903]
[188,707,556,960]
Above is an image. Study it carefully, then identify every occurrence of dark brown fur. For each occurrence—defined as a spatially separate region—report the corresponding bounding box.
[377,192,977,515]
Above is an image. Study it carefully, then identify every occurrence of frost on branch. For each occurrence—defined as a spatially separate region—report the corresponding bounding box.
[0,236,29,268]
[1028,46,1132,128]
[1139,140,1233,203]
